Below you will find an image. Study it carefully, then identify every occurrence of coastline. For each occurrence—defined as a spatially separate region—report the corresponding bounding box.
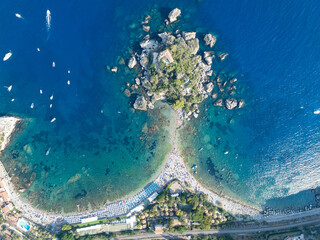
[0,112,318,227]
[0,116,22,152]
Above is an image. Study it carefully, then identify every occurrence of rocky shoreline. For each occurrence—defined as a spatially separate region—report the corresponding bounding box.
[0,116,21,152]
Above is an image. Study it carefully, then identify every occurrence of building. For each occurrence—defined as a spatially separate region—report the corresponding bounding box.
[158,49,174,65]
[81,216,98,224]
[6,214,19,225]
[154,224,163,234]
[147,192,158,203]
[2,202,13,215]
[125,215,136,229]
[0,191,9,202]
[284,234,305,240]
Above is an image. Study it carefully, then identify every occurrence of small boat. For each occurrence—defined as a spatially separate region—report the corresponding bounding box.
[30,103,34,109]
[5,85,12,92]
[198,147,203,152]
[52,61,55,67]
[3,52,12,61]
[11,99,15,102]
[50,117,56,123]
[224,151,229,155]
[46,147,51,156]
[50,94,53,100]
[46,10,51,31]
[50,104,52,108]
[40,89,43,94]
[191,165,197,170]
[68,70,70,74]
[37,48,40,52]
[314,109,320,115]
[15,13,23,19]
[67,80,70,85]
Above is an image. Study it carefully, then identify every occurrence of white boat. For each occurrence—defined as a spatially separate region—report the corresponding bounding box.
[11,99,15,102]
[68,70,71,74]
[50,117,56,123]
[46,10,51,31]
[314,109,320,115]
[224,151,229,155]
[52,61,55,67]
[3,52,12,61]
[4,85,12,92]
[30,103,34,109]
[46,147,51,156]
[40,89,43,94]
[37,48,40,52]
[50,94,54,100]
[50,104,52,108]
[15,13,23,19]
[67,80,70,85]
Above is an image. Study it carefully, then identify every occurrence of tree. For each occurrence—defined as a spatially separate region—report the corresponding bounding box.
[57,232,75,240]
[200,215,212,230]
[191,208,204,222]
[172,99,185,109]
[156,191,166,202]
[190,195,199,209]
[61,224,72,231]
[168,218,174,228]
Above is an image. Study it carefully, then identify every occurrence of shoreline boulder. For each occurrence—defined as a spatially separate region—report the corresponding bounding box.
[168,8,181,23]
[204,33,217,48]
[134,95,148,111]
[128,56,137,69]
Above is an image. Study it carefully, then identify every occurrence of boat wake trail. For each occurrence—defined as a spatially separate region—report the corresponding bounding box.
[46,9,51,39]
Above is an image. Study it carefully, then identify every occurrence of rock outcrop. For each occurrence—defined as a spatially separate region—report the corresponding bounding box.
[168,8,181,23]
[204,34,216,48]
[128,56,137,68]
[225,98,238,110]
[133,96,148,111]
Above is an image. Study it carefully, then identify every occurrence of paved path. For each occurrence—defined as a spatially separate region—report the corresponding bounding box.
[116,217,320,239]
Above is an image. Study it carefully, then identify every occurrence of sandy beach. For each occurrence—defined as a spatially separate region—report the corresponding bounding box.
[1,113,319,227]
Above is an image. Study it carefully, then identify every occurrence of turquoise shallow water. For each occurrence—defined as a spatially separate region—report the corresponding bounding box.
[1,0,320,213]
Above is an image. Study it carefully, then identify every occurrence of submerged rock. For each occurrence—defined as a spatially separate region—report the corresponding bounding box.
[124,89,131,97]
[225,98,238,110]
[168,8,181,23]
[134,95,148,111]
[204,33,216,48]
[212,92,218,99]
[219,53,229,61]
[142,25,150,32]
[214,99,223,107]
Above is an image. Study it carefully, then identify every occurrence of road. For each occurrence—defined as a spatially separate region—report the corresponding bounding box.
[116,217,320,239]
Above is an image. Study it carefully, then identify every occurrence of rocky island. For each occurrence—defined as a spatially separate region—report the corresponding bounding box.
[125,8,244,120]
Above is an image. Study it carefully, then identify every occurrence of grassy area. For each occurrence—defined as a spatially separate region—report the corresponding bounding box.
[73,215,127,228]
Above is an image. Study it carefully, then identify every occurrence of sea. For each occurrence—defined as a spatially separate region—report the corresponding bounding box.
[0,0,319,213]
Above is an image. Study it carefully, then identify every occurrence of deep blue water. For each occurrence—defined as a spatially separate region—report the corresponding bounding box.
[0,0,320,212]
